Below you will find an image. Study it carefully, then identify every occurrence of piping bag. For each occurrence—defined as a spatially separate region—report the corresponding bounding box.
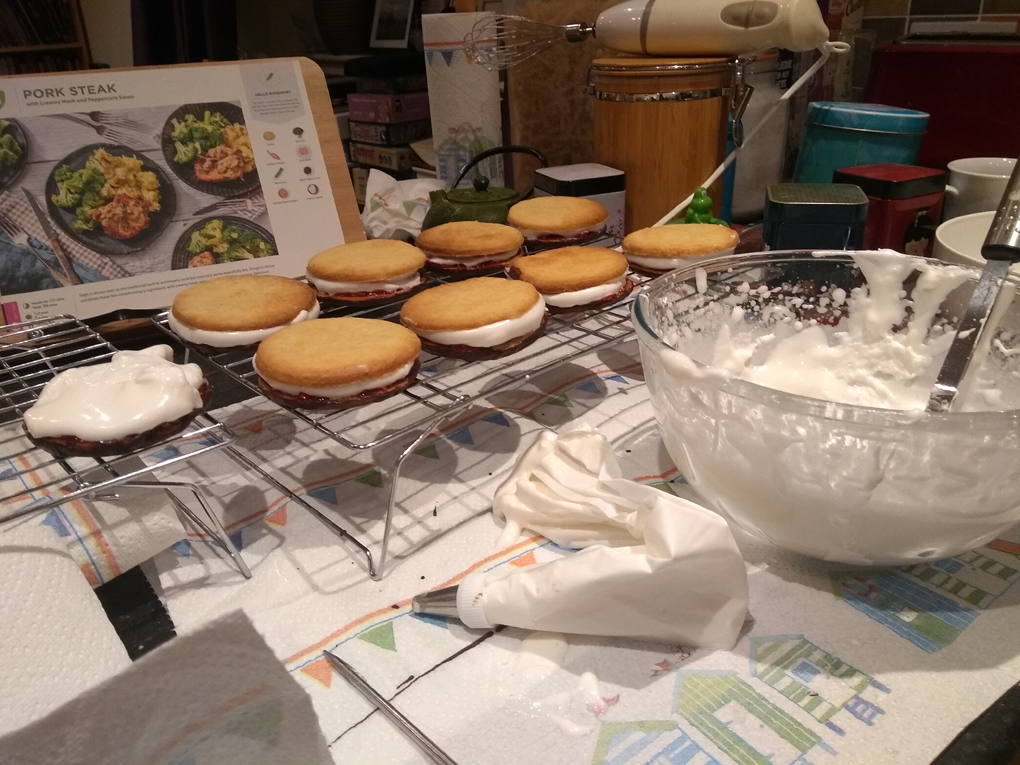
[413,424,749,649]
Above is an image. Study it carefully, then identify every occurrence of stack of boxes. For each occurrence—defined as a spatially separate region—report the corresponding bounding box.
[347,74,432,207]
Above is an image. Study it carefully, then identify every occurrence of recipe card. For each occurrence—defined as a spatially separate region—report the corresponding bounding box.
[0,59,351,322]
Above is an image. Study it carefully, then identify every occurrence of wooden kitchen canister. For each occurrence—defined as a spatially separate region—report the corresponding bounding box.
[590,57,732,232]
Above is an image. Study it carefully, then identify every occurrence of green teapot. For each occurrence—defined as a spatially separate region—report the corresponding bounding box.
[421,145,547,230]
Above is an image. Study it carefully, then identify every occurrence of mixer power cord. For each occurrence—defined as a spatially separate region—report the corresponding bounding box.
[652,40,853,227]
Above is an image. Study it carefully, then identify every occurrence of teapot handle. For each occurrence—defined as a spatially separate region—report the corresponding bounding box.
[452,145,549,199]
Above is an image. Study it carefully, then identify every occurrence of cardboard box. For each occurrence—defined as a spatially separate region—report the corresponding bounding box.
[350,119,432,146]
[350,142,414,171]
[347,92,430,124]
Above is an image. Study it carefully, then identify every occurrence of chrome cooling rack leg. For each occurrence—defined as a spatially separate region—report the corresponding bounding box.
[375,406,464,581]
[219,446,376,577]
[113,479,252,579]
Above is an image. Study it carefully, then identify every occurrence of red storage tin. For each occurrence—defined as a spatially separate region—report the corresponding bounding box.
[832,163,946,257]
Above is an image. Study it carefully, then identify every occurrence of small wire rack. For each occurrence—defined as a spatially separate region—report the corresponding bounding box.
[152,273,645,580]
[0,315,250,578]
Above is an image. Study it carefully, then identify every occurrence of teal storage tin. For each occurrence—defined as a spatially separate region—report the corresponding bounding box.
[793,102,929,184]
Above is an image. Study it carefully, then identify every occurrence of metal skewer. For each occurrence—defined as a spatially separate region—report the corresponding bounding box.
[324,650,460,765]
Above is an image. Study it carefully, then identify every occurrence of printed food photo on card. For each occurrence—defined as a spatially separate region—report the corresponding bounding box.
[0,60,347,322]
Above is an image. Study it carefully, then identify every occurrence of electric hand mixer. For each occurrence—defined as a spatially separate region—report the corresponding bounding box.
[466,0,831,69]
[465,0,846,223]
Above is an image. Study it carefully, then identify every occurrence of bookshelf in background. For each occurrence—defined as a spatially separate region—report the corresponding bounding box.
[0,0,91,74]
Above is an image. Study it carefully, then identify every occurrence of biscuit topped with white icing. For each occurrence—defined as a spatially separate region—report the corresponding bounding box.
[24,345,210,457]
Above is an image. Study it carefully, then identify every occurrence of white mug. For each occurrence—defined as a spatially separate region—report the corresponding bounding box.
[943,157,1016,220]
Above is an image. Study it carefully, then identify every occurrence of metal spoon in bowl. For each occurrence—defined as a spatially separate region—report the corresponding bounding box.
[928,156,1020,412]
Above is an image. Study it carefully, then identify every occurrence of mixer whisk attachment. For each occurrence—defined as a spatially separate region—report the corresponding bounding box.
[464,15,593,71]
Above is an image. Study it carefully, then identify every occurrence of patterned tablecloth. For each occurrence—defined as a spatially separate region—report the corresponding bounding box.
[127,338,1020,765]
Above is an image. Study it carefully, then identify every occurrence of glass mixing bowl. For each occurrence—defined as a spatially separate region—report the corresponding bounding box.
[631,250,1020,565]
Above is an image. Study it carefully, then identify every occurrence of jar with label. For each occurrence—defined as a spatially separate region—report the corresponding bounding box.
[832,163,946,257]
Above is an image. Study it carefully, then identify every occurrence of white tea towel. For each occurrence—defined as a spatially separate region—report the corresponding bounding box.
[0,611,332,765]
[0,520,131,737]
[461,424,749,647]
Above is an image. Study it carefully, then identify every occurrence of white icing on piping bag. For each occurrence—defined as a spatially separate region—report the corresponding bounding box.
[412,424,749,649]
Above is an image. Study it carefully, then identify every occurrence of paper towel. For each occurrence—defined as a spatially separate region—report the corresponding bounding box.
[361,169,446,240]
[423,12,504,187]
[70,486,188,586]
[2,428,189,586]
[0,611,332,765]
[0,520,131,737]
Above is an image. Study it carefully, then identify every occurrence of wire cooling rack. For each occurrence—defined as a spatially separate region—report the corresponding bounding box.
[0,315,250,578]
[152,273,645,579]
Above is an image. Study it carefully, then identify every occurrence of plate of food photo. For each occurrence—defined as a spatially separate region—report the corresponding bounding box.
[0,119,29,191]
[161,102,259,197]
[45,143,176,255]
[171,215,277,269]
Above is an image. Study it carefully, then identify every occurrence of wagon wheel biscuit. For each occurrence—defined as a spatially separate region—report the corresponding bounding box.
[415,221,524,273]
[506,246,633,312]
[254,317,421,410]
[507,196,609,247]
[399,277,548,360]
[169,274,319,351]
[306,240,427,305]
[622,224,739,275]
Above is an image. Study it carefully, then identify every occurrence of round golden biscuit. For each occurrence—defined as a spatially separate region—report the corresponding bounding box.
[622,224,739,259]
[400,277,542,332]
[507,246,628,294]
[307,240,426,282]
[172,275,317,332]
[507,196,609,233]
[415,221,524,258]
[254,318,421,388]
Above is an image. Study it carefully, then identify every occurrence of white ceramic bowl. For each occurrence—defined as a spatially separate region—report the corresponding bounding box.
[935,210,1020,275]
[632,250,1020,565]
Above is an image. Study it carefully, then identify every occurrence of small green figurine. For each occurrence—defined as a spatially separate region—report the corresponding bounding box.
[681,187,727,225]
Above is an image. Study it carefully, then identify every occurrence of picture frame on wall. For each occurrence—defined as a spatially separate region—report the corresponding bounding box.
[370,0,415,48]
